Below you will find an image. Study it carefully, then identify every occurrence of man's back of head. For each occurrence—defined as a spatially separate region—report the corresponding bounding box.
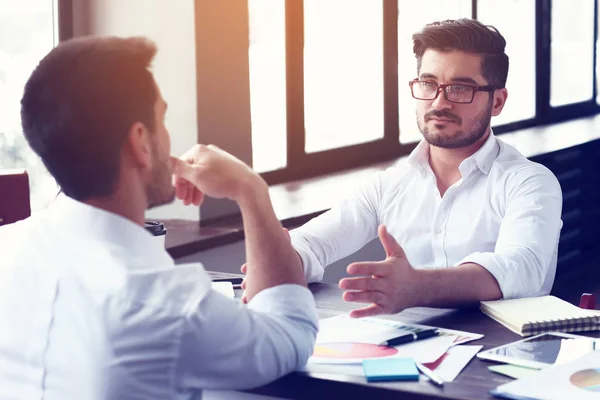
[21,36,158,201]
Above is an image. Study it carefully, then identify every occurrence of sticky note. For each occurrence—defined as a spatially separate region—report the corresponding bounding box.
[362,358,419,382]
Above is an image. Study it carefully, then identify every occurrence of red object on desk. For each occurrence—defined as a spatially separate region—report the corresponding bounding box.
[0,169,31,226]
[579,293,596,310]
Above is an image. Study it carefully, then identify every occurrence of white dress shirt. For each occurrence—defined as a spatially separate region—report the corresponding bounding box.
[0,195,318,400]
[291,132,563,299]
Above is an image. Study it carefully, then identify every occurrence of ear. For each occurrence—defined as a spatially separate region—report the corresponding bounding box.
[126,122,153,171]
[491,88,508,117]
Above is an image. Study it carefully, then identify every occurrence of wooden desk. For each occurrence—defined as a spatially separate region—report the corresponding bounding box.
[244,282,600,400]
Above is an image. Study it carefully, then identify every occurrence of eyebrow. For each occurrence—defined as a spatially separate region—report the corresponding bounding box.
[419,73,480,86]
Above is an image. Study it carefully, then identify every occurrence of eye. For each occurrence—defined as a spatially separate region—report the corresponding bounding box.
[419,81,437,90]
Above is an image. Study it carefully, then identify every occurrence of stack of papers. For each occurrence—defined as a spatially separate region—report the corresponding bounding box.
[302,315,483,382]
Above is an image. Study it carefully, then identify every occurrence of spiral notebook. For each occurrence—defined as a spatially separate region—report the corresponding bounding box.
[480,296,600,336]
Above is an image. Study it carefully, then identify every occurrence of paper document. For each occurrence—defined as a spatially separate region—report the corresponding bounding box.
[493,350,600,400]
[211,282,235,298]
[308,315,481,365]
[489,364,538,380]
[423,345,482,382]
[303,343,480,381]
[315,315,483,346]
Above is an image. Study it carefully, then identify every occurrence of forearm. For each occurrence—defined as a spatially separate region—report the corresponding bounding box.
[414,263,502,308]
[237,178,306,299]
[290,202,380,282]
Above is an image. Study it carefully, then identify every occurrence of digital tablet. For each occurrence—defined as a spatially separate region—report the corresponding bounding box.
[476,332,600,369]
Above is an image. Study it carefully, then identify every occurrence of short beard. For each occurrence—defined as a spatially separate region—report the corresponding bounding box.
[418,102,493,149]
[146,147,175,209]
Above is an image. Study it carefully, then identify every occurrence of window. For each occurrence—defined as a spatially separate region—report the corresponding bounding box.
[248,0,286,173]
[247,0,600,184]
[550,0,595,107]
[478,0,536,126]
[304,0,384,153]
[0,0,72,211]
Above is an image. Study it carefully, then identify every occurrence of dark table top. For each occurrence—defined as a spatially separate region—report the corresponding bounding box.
[242,282,600,400]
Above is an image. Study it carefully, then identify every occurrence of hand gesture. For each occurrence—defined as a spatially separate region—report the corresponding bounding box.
[339,225,418,318]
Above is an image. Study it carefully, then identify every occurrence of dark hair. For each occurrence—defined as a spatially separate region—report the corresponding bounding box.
[21,36,158,200]
[412,18,509,88]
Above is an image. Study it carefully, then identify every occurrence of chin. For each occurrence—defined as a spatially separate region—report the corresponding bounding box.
[147,189,176,210]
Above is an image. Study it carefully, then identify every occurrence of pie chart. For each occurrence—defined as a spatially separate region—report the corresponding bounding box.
[570,369,600,392]
[313,342,398,360]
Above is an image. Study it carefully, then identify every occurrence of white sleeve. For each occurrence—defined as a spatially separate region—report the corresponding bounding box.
[174,283,318,390]
[458,164,563,299]
[290,171,384,282]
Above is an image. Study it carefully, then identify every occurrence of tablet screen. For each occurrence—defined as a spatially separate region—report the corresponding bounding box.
[485,333,597,366]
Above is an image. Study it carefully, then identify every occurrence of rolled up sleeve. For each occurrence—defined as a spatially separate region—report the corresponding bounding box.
[290,173,384,283]
[459,164,563,299]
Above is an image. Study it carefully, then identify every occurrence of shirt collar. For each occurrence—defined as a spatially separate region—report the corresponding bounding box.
[47,194,169,261]
[458,130,499,176]
[407,129,500,177]
[407,140,431,177]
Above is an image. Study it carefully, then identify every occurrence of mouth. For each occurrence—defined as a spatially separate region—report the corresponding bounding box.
[428,117,456,123]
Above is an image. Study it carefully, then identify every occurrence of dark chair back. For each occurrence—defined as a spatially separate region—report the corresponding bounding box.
[0,169,31,226]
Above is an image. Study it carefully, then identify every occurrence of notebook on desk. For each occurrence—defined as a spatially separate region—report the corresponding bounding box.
[480,296,600,336]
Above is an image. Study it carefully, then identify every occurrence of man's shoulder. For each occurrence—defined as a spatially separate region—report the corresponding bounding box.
[0,215,212,317]
[376,159,419,187]
[0,213,50,259]
[491,141,561,197]
[494,141,557,179]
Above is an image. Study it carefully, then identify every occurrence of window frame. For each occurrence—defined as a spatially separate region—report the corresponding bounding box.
[257,0,600,185]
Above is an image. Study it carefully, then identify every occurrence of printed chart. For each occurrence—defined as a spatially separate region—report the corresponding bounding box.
[570,369,600,392]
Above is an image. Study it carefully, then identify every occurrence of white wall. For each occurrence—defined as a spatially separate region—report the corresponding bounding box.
[73,0,200,220]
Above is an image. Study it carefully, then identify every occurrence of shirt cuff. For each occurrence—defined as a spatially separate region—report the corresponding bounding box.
[290,233,325,283]
[458,252,517,300]
[248,284,318,320]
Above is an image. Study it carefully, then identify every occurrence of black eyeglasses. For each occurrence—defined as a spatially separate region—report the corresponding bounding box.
[408,79,496,104]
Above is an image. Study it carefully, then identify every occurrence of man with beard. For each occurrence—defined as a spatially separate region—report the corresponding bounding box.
[273,18,563,318]
[0,36,317,399]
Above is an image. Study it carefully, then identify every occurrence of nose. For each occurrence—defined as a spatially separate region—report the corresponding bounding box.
[431,88,453,110]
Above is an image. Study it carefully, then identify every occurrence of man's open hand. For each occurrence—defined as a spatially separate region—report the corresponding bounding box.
[339,225,420,318]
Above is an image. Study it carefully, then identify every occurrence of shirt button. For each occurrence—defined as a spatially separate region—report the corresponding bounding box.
[435,228,443,235]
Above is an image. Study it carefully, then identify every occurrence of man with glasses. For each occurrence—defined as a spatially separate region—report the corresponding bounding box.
[254,18,562,317]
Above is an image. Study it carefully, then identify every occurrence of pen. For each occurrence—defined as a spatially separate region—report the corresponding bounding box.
[379,328,439,347]
[416,362,444,387]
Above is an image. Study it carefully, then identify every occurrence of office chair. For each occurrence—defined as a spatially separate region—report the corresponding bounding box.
[0,169,31,226]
